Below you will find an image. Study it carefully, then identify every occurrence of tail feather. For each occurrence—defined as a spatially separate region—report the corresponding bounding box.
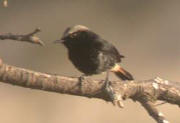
[111,64,133,80]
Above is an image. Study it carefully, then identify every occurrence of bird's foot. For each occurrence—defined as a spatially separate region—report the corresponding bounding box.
[79,74,86,82]
[104,77,124,108]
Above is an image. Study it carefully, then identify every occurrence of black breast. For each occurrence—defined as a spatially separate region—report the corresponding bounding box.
[68,41,99,75]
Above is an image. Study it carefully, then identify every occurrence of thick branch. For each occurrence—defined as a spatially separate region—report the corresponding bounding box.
[0,59,179,123]
[0,28,44,46]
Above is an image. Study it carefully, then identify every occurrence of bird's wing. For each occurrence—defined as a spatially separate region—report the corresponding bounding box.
[94,38,124,63]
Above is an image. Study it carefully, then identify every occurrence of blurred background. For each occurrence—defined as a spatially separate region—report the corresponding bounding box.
[0,0,179,123]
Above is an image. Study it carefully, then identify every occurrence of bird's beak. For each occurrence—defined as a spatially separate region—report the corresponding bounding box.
[53,39,65,43]
[54,35,68,43]
[54,33,69,43]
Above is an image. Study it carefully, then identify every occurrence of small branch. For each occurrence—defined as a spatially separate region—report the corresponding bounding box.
[0,28,44,46]
[140,100,169,123]
[0,59,179,123]
[27,28,41,36]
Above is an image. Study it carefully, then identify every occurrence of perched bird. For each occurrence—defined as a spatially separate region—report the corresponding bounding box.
[54,25,133,81]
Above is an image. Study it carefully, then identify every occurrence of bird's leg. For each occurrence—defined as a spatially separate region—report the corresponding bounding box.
[78,74,86,93]
[104,70,113,97]
[105,70,110,88]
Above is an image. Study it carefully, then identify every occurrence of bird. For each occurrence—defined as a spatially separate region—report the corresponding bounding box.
[54,25,133,82]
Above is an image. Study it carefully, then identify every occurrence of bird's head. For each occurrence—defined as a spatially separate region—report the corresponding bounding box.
[54,25,90,44]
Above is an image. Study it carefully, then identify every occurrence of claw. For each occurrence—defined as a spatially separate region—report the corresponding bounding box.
[113,94,124,108]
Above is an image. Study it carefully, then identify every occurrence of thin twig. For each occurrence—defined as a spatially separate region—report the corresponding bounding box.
[0,28,44,46]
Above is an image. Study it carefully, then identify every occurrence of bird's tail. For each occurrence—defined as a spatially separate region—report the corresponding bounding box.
[111,64,133,80]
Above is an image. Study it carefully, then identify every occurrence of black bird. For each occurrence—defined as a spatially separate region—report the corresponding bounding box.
[55,25,133,81]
